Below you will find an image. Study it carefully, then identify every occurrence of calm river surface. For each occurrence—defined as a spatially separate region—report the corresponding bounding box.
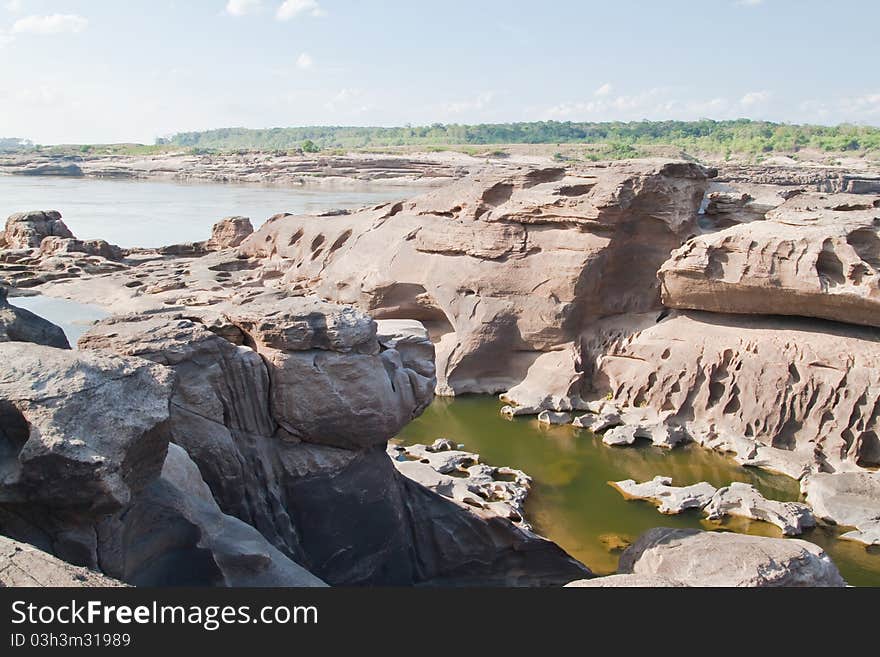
[5,175,879,586]
[0,175,422,248]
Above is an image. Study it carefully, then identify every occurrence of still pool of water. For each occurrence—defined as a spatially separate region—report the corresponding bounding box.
[397,396,880,586]
[0,175,423,248]
[9,295,109,346]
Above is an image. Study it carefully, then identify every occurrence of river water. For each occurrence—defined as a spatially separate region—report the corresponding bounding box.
[0,175,421,248]
[4,174,879,586]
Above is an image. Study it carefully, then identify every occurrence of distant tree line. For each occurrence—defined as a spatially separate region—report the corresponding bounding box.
[156,120,880,157]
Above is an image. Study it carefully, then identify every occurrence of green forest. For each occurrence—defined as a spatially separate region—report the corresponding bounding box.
[158,120,880,158]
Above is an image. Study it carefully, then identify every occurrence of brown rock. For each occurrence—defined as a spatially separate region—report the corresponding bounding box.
[582,310,880,474]
[661,192,880,328]
[206,216,254,251]
[4,210,74,249]
[238,160,713,396]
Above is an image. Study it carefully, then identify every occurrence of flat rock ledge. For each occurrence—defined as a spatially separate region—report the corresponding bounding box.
[568,527,846,587]
[389,439,532,528]
[611,477,816,536]
[1,535,125,587]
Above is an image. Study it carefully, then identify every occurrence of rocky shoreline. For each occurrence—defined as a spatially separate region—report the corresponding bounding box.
[2,156,879,587]
[0,151,492,188]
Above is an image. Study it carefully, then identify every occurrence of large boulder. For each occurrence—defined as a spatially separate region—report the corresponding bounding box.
[616,528,846,587]
[4,210,74,249]
[0,287,70,348]
[238,161,713,396]
[660,192,880,328]
[206,216,254,251]
[0,343,173,512]
[583,310,880,475]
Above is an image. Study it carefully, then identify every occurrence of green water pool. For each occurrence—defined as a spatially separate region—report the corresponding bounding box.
[396,396,880,586]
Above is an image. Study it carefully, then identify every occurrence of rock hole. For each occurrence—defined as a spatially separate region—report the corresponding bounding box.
[328,229,352,255]
[288,228,304,247]
[310,234,326,252]
[0,402,29,480]
[481,182,514,207]
[816,241,845,289]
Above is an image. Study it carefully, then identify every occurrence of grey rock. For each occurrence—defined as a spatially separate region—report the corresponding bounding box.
[802,471,880,546]
[97,444,326,587]
[537,410,573,425]
[573,411,622,432]
[611,476,717,514]
[0,343,173,512]
[566,574,680,587]
[705,482,816,536]
[618,528,846,587]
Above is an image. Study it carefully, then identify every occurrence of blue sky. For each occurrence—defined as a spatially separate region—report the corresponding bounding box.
[1,0,878,144]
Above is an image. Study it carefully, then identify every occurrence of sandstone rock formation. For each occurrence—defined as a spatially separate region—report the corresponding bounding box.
[99,444,327,586]
[611,476,717,514]
[74,297,587,586]
[583,310,880,476]
[660,193,880,327]
[237,161,713,397]
[0,535,124,587]
[704,482,815,536]
[206,216,254,251]
[0,343,173,514]
[802,471,880,546]
[0,287,70,348]
[389,439,532,527]
[4,210,73,249]
[615,528,846,587]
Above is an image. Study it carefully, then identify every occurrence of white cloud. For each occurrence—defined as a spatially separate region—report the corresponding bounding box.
[12,14,88,34]
[594,82,613,97]
[5,0,23,13]
[296,52,313,69]
[736,0,764,6]
[443,92,495,114]
[276,0,325,21]
[543,88,745,122]
[225,0,263,16]
[741,90,771,107]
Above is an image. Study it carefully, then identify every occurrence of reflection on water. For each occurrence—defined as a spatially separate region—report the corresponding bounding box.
[8,295,108,346]
[0,175,423,248]
[396,396,880,586]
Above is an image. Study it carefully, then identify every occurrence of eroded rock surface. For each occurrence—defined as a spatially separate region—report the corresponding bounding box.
[584,310,880,475]
[705,482,815,536]
[389,439,532,527]
[73,298,586,586]
[617,528,846,587]
[238,161,713,397]
[611,476,717,514]
[661,193,880,327]
[4,210,73,249]
[802,471,880,545]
